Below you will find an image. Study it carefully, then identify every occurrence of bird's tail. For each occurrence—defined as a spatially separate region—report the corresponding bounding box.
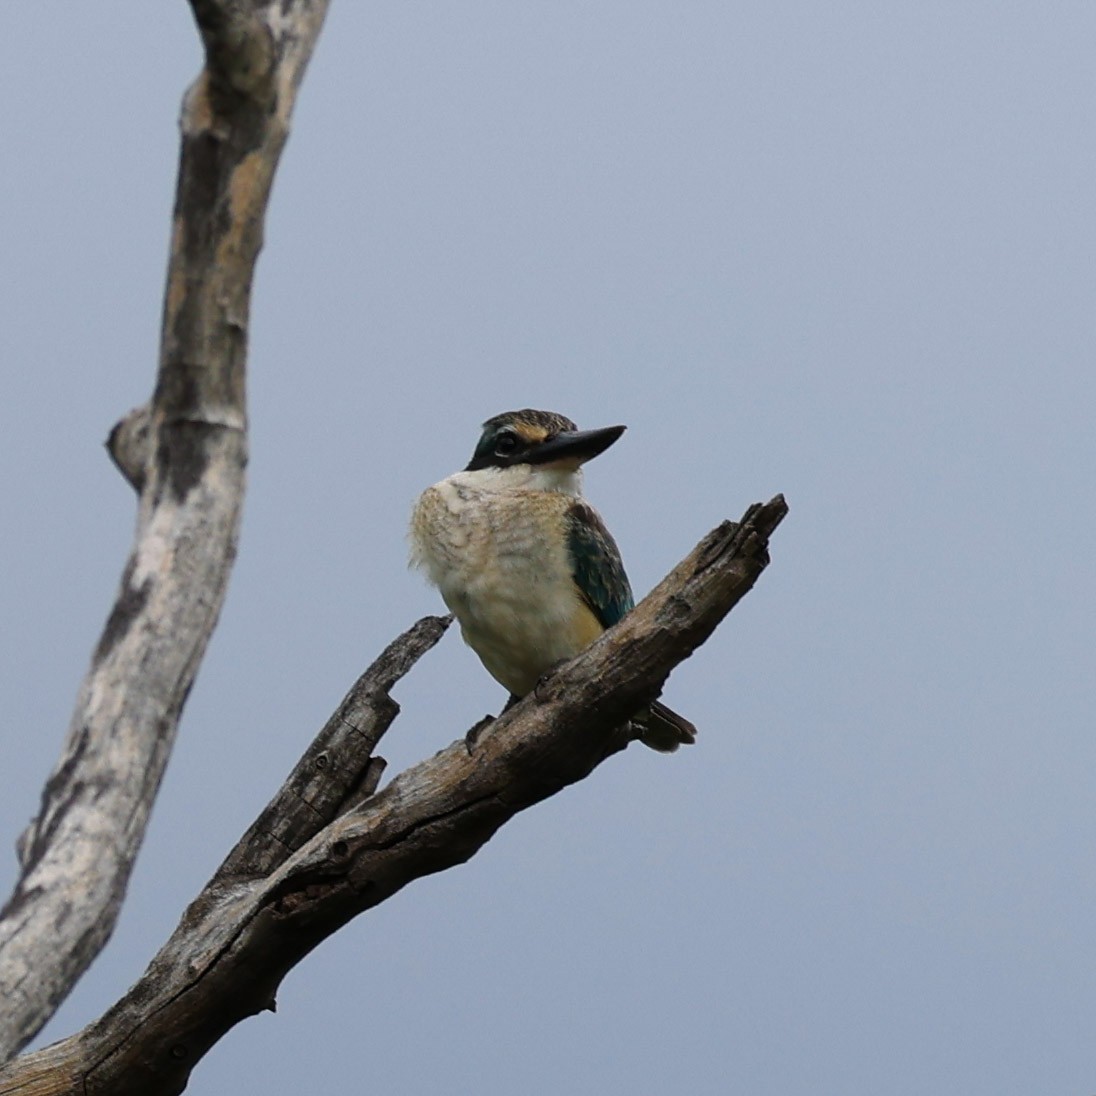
[635,700,697,753]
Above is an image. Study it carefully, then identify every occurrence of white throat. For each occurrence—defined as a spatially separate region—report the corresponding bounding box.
[456,463,585,496]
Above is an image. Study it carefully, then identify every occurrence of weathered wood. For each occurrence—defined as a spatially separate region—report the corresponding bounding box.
[0,496,787,1096]
[216,613,453,881]
[0,0,330,1062]
[105,404,153,492]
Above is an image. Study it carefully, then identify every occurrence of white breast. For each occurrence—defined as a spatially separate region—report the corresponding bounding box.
[409,468,594,695]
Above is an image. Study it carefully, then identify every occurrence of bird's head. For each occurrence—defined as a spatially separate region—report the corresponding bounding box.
[465,409,626,474]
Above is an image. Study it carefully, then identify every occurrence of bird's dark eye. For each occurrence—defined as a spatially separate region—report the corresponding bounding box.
[494,432,519,457]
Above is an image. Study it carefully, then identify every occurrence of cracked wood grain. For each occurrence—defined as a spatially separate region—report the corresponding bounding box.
[0,0,331,1062]
[0,495,786,1096]
[216,613,453,881]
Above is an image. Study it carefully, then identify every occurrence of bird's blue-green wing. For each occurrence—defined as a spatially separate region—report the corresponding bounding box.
[566,501,635,628]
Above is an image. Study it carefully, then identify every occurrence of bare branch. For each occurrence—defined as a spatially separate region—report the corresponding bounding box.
[217,613,453,881]
[105,405,153,491]
[0,496,786,1096]
[0,2,331,1060]
[188,0,275,99]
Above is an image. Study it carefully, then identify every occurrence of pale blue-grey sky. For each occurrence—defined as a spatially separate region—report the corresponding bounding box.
[2,3,1094,1093]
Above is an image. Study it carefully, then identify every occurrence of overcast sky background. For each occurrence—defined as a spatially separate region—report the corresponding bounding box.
[2,3,1094,1093]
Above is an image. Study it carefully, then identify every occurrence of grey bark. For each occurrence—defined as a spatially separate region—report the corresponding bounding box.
[0,0,330,1063]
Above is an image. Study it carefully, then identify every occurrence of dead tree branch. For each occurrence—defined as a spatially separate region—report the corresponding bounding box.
[0,495,787,1096]
[0,0,330,1061]
[217,613,453,881]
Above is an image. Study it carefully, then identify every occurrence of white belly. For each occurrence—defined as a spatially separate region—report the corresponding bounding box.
[443,552,590,696]
[410,474,599,696]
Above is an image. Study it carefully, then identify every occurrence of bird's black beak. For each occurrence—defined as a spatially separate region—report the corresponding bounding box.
[527,424,626,466]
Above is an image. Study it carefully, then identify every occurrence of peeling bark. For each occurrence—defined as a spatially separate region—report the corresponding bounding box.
[0,0,331,1062]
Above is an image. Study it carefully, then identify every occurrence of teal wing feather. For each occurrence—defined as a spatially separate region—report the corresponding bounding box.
[566,502,634,628]
[567,502,697,752]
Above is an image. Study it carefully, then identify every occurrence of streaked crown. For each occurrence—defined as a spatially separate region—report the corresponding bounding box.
[465,409,625,472]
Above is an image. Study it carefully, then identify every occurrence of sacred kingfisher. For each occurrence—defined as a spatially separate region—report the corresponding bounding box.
[410,408,696,752]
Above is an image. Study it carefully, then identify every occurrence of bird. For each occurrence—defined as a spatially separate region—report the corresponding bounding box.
[409,408,696,752]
